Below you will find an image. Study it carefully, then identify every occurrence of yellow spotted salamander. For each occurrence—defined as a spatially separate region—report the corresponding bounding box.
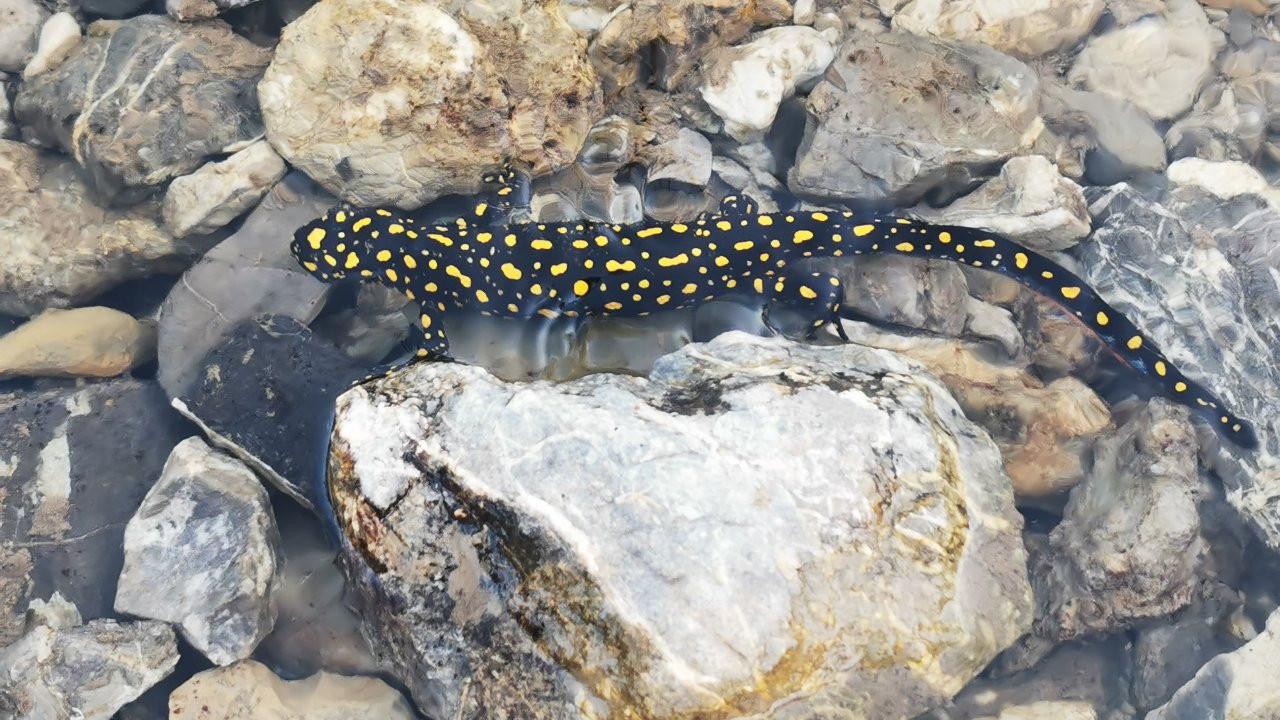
[292,169,1257,449]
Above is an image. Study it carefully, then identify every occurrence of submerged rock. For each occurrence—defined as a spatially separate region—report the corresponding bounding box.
[167,660,414,720]
[331,332,1033,719]
[259,0,602,208]
[1147,606,1280,719]
[14,15,270,204]
[0,613,178,720]
[791,31,1041,204]
[115,437,281,666]
[889,0,1104,58]
[0,307,154,378]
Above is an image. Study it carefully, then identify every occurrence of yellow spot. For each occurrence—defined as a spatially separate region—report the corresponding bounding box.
[793,230,814,244]
[445,265,472,288]
[477,232,493,243]
[531,239,553,250]
[1096,311,1109,326]
[530,283,543,295]
[406,231,418,239]
[335,211,347,223]
[605,301,623,310]
[896,218,911,225]
[955,245,965,253]
[638,279,650,289]
[550,263,568,276]
[498,187,513,196]
[853,224,875,236]
[475,202,488,216]
[306,228,326,249]
[507,303,519,313]
[939,231,951,243]
[1061,286,1080,299]
[1015,253,1028,269]
[425,282,438,292]
[637,227,663,238]
[593,235,609,247]
[974,239,995,248]
[811,212,828,222]
[715,256,730,267]
[404,255,417,269]
[658,253,690,267]
[302,261,318,272]
[375,209,392,217]
[501,263,522,281]
[429,233,454,247]
[895,242,914,252]
[656,294,671,305]
[671,223,688,233]
[606,259,636,273]
[323,254,337,266]
[753,278,764,294]
[475,290,490,303]
[420,314,432,328]
[573,280,590,296]
[1127,336,1142,350]
[1233,423,1242,432]
[573,239,589,249]
[352,218,372,232]
[831,233,842,244]
[1041,270,1054,279]
[682,282,698,294]
[479,258,490,268]
[376,250,392,262]
[1221,416,1230,423]
[504,234,517,247]
[734,241,754,251]
[799,286,818,299]
[385,268,398,282]
[716,221,732,231]
[344,252,359,269]
[388,223,405,234]
[758,216,773,226]
[1154,360,1167,377]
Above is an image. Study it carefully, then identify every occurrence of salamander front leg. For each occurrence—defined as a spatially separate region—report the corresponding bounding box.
[476,164,531,224]
[762,268,848,342]
[352,309,453,385]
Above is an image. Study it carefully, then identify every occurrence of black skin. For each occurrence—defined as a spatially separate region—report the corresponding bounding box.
[291,169,1258,450]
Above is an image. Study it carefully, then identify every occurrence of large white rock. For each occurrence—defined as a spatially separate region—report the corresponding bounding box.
[700,25,836,142]
[891,0,1104,58]
[330,332,1034,718]
[1069,0,1224,120]
[0,0,47,72]
[115,436,281,666]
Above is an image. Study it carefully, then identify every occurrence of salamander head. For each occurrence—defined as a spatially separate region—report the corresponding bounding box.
[291,207,369,282]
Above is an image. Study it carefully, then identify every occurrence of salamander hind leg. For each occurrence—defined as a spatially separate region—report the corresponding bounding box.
[353,308,453,385]
[762,268,849,342]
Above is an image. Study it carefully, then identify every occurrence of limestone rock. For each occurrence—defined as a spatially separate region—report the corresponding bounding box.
[21,12,80,79]
[1068,0,1224,120]
[890,0,1104,58]
[699,25,836,142]
[331,332,1033,719]
[14,15,270,203]
[162,140,287,237]
[1147,606,1280,719]
[167,660,414,719]
[0,140,197,316]
[790,31,1042,204]
[1040,83,1167,185]
[166,0,264,21]
[0,307,154,378]
[115,437,281,666]
[913,155,1091,252]
[259,0,602,208]
[0,615,178,720]
[0,0,47,72]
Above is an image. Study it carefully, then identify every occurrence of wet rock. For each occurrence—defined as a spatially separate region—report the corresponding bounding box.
[699,25,836,142]
[641,128,714,221]
[1147,606,1280,719]
[79,0,152,18]
[890,0,1104,58]
[0,0,46,72]
[115,437,281,666]
[0,379,187,622]
[1108,0,1167,24]
[0,613,178,720]
[791,31,1041,204]
[0,84,15,139]
[167,659,414,719]
[1041,84,1168,184]
[331,332,1033,718]
[0,307,155,378]
[1081,181,1279,546]
[840,256,971,336]
[913,155,1091,252]
[166,0,264,22]
[984,701,1098,720]
[171,314,364,511]
[15,15,270,203]
[0,141,199,316]
[22,12,80,79]
[1165,82,1266,162]
[1132,583,1247,712]
[259,0,602,209]
[1068,0,1224,120]
[162,140,287,238]
[1030,400,1210,640]
[1166,156,1280,211]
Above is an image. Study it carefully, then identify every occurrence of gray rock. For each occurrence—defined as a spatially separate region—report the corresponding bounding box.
[1081,180,1279,546]
[985,701,1098,720]
[0,0,47,72]
[912,155,1091,252]
[162,140,286,238]
[0,307,155,378]
[1132,583,1246,712]
[1040,83,1168,185]
[1068,0,1224,120]
[330,332,1033,719]
[78,0,152,18]
[1147,606,1280,719]
[115,437,281,666]
[890,0,1104,58]
[790,31,1041,204]
[0,83,15,139]
[166,660,414,720]
[0,379,187,629]
[0,140,199,317]
[14,15,270,204]
[0,615,178,720]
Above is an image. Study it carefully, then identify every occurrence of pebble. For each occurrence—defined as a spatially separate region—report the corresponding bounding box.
[0,306,155,378]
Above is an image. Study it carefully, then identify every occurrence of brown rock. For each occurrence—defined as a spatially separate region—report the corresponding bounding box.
[0,307,155,378]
